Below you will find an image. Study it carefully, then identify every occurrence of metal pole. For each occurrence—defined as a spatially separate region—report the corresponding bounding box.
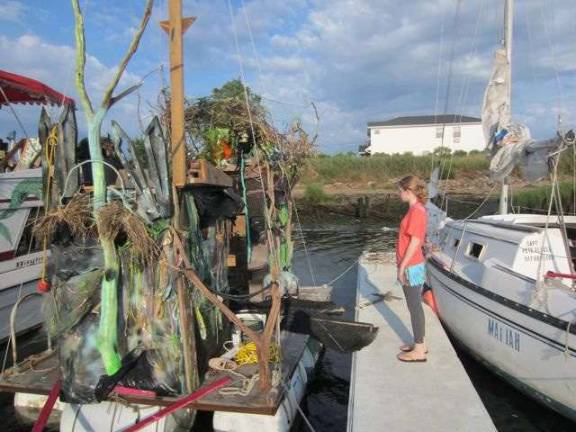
[499,0,513,215]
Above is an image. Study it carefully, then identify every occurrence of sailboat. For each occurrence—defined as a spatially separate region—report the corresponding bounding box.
[426,0,576,422]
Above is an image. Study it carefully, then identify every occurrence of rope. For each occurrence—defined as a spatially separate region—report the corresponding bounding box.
[239,155,252,263]
[235,341,280,366]
[40,126,59,283]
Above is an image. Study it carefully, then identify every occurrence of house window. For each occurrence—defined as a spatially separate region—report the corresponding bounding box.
[373,129,380,135]
[435,127,444,139]
[453,239,460,248]
[466,242,485,260]
[453,126,461,143]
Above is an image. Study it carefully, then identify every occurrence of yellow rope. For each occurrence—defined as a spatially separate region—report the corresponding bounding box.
[235,341,280,365]
[40,126,58,282]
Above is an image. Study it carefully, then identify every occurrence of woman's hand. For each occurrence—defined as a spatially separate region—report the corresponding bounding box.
[397,265,407,285]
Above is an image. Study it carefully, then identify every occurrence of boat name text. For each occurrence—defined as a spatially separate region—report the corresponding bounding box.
[488,318,520,351]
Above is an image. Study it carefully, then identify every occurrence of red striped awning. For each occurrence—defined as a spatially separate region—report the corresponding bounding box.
[0,69,75,108]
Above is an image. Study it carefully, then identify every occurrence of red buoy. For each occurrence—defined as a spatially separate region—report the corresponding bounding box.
[422,289,438,315]
[37,279,51,293]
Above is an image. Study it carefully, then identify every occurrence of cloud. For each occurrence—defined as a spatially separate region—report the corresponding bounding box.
[0,0,25,23]
[233,0,576,152]
[0,33,157,140]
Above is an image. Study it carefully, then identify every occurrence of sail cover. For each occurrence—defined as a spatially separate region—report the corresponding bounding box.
[0,69,75,107]
[482,48,510,149]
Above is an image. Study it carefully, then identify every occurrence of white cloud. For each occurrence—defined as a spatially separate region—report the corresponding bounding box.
[0,33,156,140]
[0,0,25,23]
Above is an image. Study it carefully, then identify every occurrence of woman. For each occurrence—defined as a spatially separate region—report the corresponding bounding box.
[396,175,428,362]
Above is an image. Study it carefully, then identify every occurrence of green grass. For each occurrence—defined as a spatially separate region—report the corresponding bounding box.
[514,181,576,213]
[303,183,330,204]
[301,153,489,185]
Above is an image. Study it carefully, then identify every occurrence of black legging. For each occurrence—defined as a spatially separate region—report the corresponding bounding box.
[402,284,425,344]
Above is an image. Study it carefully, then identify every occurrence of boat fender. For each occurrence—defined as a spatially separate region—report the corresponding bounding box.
[422,289,438,315]
[37,279,51,293]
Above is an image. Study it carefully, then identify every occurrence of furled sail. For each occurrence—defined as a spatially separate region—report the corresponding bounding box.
[482,48,567,182]
[482,48,510,150]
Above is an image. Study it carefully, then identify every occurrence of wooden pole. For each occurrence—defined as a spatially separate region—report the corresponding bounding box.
[161,1,196,187]
[161,1,197,393]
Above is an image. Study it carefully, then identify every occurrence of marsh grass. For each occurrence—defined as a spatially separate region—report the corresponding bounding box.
[303,183,330,204]
[513,181,576,214]
[301,153,489,185]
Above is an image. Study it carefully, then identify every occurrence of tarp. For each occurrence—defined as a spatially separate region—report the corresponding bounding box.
[0,69,75,107]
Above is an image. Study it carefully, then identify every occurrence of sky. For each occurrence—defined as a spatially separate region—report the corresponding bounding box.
[0,0,575,154]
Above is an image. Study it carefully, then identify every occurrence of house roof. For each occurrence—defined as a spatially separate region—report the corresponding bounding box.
[367,114,481,128]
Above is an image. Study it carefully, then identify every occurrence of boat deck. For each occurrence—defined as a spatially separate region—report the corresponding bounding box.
[347,252,496,432]
[0,331,310,415]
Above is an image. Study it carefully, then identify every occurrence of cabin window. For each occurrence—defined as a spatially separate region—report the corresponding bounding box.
[436,127,444,139]
[466,242,485,260]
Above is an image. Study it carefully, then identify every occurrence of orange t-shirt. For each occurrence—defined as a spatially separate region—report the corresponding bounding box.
[396,202,427,267]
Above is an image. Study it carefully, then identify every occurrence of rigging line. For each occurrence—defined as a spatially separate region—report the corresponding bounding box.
[0,86,29,139]
[225,0,279,268]
[443,0,486,184]
[537,1,566,122]
[239,0,319,288]
[436,0,463,193]
[430,4,447,174]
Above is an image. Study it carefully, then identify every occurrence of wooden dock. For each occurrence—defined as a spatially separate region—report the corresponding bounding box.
[347,252,496,432]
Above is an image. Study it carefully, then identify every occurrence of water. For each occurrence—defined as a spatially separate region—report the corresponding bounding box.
[292,222,575,432]
[1,221,575,431]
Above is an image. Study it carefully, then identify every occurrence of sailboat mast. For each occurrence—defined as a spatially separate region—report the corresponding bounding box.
[499,0,513,215]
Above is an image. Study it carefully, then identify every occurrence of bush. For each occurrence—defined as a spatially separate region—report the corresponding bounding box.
[304,183,329,204]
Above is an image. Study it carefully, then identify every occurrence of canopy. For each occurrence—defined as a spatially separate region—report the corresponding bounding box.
[0,69,74,108]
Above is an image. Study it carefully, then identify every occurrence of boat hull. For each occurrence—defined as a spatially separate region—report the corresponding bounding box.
[427,260,576,422]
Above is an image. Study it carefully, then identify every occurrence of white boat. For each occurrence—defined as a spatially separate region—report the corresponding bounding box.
[0,167,45,341]
[426,0,576,422]
[427,214,576,420]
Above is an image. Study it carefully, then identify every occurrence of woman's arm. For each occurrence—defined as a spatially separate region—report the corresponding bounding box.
[397,235,422,284]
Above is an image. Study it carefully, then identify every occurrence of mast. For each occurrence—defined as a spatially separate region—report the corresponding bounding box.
[499,0,513,215]
[160,1,197,393]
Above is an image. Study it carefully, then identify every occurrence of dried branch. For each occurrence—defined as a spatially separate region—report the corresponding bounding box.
[71,0,94,117]
[101,0,154,108]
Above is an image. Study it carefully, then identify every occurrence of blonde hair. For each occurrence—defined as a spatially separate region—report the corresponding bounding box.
[398,175,427,204]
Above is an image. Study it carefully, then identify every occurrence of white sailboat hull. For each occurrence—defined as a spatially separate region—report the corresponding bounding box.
[427,215,576,421]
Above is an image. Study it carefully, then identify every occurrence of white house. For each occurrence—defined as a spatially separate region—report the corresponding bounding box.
[365,114,485,155]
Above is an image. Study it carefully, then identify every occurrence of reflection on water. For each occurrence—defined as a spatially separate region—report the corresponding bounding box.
[293,221,575,432]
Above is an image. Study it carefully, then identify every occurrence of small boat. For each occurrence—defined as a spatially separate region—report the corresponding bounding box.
[0,69,75,341]
[427,0,576,421]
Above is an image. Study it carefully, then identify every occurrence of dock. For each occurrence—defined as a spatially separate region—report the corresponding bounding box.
[347,252,496,432]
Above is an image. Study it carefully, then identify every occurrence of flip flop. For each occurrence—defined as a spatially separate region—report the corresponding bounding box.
[399,345,429,354]
[397,352,427,363]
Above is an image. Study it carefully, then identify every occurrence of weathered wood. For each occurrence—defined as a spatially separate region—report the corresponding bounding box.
[164,0,195,187]
[187,159,233,188]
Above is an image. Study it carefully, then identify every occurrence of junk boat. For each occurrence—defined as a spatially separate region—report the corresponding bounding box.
[0,69,76,341]
[0,2,377,431]
[426,0,576,422]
